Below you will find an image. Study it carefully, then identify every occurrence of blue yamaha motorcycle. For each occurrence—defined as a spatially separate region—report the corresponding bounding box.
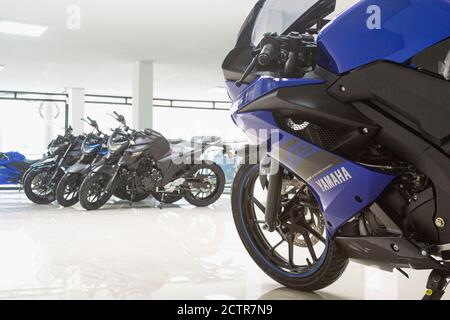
[223,0,450,299]
[0,152,37,185]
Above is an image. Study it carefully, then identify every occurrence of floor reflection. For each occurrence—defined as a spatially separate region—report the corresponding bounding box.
[0,191,446,300]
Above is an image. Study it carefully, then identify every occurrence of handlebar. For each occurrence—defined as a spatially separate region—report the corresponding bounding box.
[257,43,275,67]
[235,32,318,86]
[108,111,127,125]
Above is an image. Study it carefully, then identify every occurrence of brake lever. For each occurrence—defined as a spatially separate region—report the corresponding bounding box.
[235,56,258,87]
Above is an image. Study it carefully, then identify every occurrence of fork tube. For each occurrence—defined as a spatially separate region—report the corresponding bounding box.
[265,162,283,232]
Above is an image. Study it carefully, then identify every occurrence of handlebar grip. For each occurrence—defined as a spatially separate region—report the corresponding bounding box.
[113,111,119,117]
[87,116,93,122]
[258,43,275,66]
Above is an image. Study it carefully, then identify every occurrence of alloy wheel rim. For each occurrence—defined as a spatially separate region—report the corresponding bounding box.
[243,165,328,275]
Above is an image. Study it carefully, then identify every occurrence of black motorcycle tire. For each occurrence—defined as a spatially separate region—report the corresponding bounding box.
[151,191,183,204]
[232,164,348,292]
[79,173,116,211]
[183,162,225,207]
[23,168,58,205]
[56,173,82,207]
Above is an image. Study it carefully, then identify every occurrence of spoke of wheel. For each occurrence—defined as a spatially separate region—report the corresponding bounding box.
[270,239,284,253]
[288,235,295,267]
[301,231,318,262]
[300,224,326,244]
[251,196,265,213]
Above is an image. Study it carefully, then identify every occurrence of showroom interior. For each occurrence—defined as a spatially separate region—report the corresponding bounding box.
[0,0,449,301]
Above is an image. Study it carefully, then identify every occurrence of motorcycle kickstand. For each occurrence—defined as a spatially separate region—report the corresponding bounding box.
[158,193,165,210]
[129,175,137,207]
[422,270,450,300]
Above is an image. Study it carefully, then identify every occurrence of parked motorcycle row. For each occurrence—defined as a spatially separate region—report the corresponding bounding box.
[15,112,225,210]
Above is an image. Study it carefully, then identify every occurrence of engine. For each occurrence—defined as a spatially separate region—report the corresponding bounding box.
[135,156,163,191]
[354,144,436,243]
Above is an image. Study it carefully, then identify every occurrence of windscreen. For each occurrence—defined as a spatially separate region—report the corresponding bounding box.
[251,0,321,45]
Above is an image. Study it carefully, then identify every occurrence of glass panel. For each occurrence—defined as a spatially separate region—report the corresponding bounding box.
[0,100,66,159]
[252,0,319,45]
[153,107,247,142]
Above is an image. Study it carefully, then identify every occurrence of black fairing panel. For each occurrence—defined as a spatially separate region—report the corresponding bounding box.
[328,62,450,150]
[352,102,450,244]
[412,37,450,79]
[239,83,378,157]
[240,84,374,129]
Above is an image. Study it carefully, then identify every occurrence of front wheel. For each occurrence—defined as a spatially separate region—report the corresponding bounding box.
[183,162,225,207]
[79,173,116,210]
[232,164,348,292]
[56,173,82,207]
[23,168,58,204]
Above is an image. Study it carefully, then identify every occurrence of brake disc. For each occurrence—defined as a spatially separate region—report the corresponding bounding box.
[294,210,325,247]
[280,179,325,248]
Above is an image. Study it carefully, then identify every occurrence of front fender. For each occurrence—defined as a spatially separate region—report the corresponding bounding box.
[67,162,91,175]
[91,162,118,176]
[30,158,57,170]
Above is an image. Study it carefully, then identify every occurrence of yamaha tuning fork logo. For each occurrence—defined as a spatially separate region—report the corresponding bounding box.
[315,167,353,192]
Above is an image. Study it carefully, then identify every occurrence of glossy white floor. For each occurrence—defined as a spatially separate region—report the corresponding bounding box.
[0,190,447,300]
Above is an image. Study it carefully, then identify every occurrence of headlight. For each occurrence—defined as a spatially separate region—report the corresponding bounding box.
[108,141,126,153]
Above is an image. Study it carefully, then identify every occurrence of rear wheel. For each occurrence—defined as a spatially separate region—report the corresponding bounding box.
[232,164,348,291]
[23,168,58,204]
[183,162,225,207]
[56,173,82,207]
[79,173,116,210]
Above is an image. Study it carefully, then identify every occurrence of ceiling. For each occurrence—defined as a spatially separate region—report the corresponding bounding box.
[0,0,357,100]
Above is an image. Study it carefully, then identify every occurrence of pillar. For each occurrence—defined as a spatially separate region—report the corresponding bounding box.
[67,87,85,135]
[132,61,153,130]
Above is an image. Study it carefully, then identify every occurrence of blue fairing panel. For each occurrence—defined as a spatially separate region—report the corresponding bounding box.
[227,76,325,109]
[318,0,450,74]
[230,76,395,235]
[233,110,395,235]
[0,152,27,185]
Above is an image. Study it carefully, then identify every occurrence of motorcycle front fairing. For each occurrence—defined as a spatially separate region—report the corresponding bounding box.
[0,152,27,184]
[224,0,397,237]
[231,86,395,236]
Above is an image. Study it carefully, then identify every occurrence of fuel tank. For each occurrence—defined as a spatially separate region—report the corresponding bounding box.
[318,0,450,74]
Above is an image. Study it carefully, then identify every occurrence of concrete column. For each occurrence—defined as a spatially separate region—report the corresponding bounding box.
[132,61,153,130]
[67,88,85,135]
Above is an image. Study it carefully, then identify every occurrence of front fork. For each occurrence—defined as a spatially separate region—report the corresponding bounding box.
[263,158,283,232]
[104,166,120,193]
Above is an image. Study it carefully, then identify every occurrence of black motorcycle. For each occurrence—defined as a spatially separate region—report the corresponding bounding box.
[23,126,85,204]
[55,118,108,207]
[79,112,225,210]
